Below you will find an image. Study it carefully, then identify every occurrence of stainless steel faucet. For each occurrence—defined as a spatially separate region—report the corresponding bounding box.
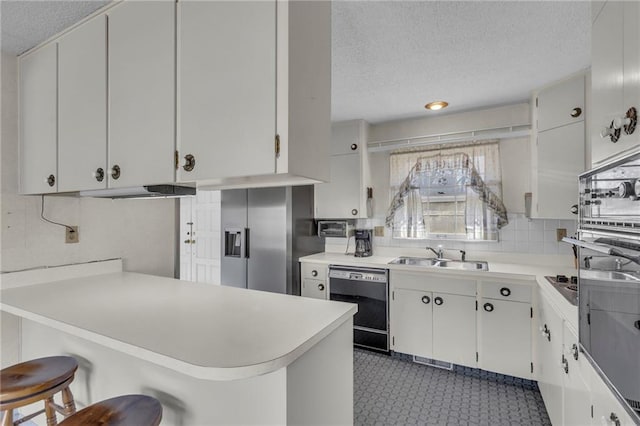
[426,245,444,259]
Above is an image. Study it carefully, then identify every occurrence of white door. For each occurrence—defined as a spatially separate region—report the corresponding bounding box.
[315,154,361,218]
[536,121,585,219]
[179,191,221,284]
[178,0,276,181]
[536,295,564,426]
[20,43,58,194]
[57,16,107,192]
[432,292,476,367]
[108,1,175,188]
[479,299,532,379]
[562,322,592,426]
[391,288,433,358]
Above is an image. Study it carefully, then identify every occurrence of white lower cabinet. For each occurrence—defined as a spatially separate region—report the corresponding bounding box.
[478,298,532,378]
[537,291,565,425]
[390,271,477,368]
[562,322,592,426]
[391,288,433,358]
[300,262,327,300]
[478,280,533,378]
[432,292,476,367]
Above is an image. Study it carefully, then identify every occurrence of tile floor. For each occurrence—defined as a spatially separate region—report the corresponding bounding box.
[354,349,551,425]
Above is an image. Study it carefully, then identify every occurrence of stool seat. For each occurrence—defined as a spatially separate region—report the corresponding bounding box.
[1,357,78,403]
[1,356,78,426]
[59,395,162,426]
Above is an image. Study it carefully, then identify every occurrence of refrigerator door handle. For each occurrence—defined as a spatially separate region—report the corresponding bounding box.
[245,228,250,259]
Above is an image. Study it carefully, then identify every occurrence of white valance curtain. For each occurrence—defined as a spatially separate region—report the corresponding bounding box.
[387,141,507,240]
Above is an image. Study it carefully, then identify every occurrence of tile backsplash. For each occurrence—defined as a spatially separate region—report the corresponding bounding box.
[350,213,577,256]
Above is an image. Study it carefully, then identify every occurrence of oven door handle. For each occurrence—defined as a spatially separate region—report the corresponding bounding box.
[562,237,640,265]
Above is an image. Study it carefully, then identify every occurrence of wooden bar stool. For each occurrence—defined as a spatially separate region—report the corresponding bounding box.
[59,395,162,426]
[1,356,78,426]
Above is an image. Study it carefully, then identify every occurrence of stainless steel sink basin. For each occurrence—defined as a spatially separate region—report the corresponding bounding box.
[388,256,489,271]
[580,269,640,281]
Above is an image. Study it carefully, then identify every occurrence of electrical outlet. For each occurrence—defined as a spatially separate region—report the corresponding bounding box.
[556,228,567,242]
[66,226,79,244]
[374,226,385,237]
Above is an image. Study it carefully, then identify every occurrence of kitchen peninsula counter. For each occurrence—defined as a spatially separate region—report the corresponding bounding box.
[1,263,356,425]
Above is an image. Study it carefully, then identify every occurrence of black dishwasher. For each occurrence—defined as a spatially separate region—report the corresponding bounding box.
[328,266,389,352]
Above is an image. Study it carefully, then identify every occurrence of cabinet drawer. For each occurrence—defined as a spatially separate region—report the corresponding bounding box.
[301,263,327,281]
[301,279,327,300]
[390,271,476,296]
[480,281,532,303]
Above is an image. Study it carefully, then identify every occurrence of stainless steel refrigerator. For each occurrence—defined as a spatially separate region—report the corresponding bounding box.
[220,185,324,295]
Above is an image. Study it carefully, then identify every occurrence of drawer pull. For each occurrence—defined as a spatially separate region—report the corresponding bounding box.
[351,209,358,216]
[350,143,358,151]
[483,303,494,312]
[499,287,511,297]
[311,270,318,277]
[317,283,325,291]
[421,295,430,304]
[46,174,55,187]
[634,320,640,330]
[434,296,443,306]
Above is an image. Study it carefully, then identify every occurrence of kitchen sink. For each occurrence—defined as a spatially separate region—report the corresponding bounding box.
[580,269,640,281]
[388,256,489,271]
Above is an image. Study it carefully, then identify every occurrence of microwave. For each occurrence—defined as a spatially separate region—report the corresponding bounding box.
[317,220,355,238]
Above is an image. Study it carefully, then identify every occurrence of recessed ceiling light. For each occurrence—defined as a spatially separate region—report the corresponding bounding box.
[425,101,449,111]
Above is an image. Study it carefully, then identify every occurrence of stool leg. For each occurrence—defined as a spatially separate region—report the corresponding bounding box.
[2,410,14,426]
[45,397,57,426]
[61,387,76,416]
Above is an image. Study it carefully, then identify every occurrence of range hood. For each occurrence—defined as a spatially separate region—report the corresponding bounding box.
[78,184,196,199]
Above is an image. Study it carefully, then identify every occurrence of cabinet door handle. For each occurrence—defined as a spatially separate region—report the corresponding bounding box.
[483,302,494,312]
[311,270,318,277]
[182,154,196,172]
[318,283,325,291]
[93,167,105,182]
[434,296,443,306]
[499,287,511,297]
[570,107,582,118]
[110,165,121,180]
[46,174,56,187]
[609,412,621,426]
[571,343,579,361]
[421,295,430,304]
[561,355,569,374]
[350,143,358,151]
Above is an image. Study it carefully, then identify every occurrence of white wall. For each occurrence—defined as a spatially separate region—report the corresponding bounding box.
[1,51,176,365]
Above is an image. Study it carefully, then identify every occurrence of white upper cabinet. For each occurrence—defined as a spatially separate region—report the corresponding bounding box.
[20,43,58,194]
[178,0,276,182]
[537,75,585,132]
[591,1,640,165]
[177,0,330,187]
[108,1,175,188]
[532,73,585,219]
[57,16,107,192]
[315,120,371,219]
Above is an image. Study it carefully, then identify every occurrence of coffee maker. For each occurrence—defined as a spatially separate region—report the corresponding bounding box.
[354,229,373,257]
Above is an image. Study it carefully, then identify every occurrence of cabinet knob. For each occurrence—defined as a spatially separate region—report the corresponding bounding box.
[560,355,569,374]
[434,296,443,306]
[483,302,494,312]
[182,154,196,172]
[613,116,631,130]
[600,122,621,143]
[46,174,55,187]
[93,168,105,182]
[350,143,358,151]
[311,270,318,277]
[609,413,621,426]
[570,107,582,118]
[499,287,511,297]
[623,107,637,135]
[571,343,579,361]
[109,165,121,180]
[317,283,325,291]
[351,209,358,216]
[421,295,430,304]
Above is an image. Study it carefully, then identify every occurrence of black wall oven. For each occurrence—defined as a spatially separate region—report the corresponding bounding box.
[565,149,640,422]
[328,265,389,352]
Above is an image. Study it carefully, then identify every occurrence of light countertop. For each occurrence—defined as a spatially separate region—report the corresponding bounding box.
[1,272,357,381]
[300,252,578,329]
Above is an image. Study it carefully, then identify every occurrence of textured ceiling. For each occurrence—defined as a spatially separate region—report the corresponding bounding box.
[1,1,591,125]
[332,1,591,123]
[1,0,110,55]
